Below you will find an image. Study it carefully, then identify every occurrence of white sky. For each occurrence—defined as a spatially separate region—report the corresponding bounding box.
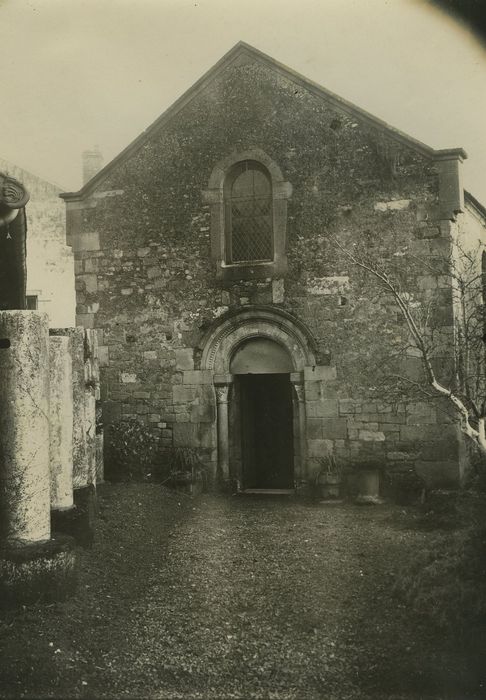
[0,0,485,201]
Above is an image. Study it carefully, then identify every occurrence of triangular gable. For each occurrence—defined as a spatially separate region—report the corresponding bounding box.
[60,41,467,201]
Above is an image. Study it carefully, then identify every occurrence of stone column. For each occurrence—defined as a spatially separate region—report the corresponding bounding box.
[214,377,232,487]
[291,375,307,483]
[0,311,51,544]
[49,336,74,510]
[0,311,77,606]
[49,327,94,547]
[50,327,88,488]
[356,469,383,505]
[84,329,98,486]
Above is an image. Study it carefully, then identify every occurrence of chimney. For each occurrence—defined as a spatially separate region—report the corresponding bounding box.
[82,145,103,185]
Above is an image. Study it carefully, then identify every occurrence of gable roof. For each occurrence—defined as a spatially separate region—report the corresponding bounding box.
[60,41,467,202]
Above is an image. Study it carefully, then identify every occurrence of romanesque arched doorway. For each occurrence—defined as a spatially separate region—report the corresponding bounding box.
[199,306,317,492]
[230,338,294,490]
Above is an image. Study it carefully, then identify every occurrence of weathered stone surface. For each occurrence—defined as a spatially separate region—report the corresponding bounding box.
[307,399,339,418]
[304,366,337,382]
[51,327,89,489]
[0,535,77,607]
[175,348,194,371]
[359,430,386,442]
[415,460,459,487]
[62,48,466,488]
[49,335,74,510]
[182,370,212,385]
[321,418,348,440]
[307,439,334,458]
[0,311,51,544]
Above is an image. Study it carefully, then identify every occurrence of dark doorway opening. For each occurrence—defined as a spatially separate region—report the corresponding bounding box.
[238,373,294,490]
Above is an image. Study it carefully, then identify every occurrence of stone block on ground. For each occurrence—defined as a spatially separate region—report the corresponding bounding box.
[0,535,77,608]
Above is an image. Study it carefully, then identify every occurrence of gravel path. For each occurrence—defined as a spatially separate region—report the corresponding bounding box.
[0,484,474,699]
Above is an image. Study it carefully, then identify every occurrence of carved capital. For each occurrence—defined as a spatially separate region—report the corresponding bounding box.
[215,384,231,404]
[293,383,305,403]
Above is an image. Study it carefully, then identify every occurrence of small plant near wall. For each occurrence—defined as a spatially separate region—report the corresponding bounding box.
[159,447,207,495]
[105,418,159,481]
[313,454,344,501]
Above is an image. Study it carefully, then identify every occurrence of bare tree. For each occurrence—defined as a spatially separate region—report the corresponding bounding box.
[333,235,486,460]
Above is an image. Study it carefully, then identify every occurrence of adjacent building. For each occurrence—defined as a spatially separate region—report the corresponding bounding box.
[0,157,75,328]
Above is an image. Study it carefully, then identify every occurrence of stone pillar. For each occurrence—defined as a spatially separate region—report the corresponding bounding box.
[49,336,74,510]
[96,430,104,484]
[84,329,99,486]
[356,469,383,505]
[0,311,77,606]
[50,328,88,488]
[215,377,232,487]
[49,327,95,547]
[0,311,51,544]
[291,374,307,484]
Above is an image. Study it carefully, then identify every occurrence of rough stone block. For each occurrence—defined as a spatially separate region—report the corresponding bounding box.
[78,273,98,294]
[147,266,162,279]
[306,418,323,439]
[321,418,347,440]
[418,275,438,290]
[0,535,77,608]
[73,230,100,252]
[415,460,459,487]
[304,366,337,382]
[307,439,333,459]
[173,422,198,447]
[183,370,212,385]
[76,313,95,328]
[175,348,194,370]
[173,385,197,403]
[358,430,385,442]
[339,399,358,414]
[304,380,321,401]
[84,258,99,273]
[190,402,215,423]
[306,399,339,418]
[406,413,436,425]
[272,278,285,303]
[175,412,191,422]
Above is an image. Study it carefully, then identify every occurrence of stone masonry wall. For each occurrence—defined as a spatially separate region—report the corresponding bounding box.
[64,56,462,486]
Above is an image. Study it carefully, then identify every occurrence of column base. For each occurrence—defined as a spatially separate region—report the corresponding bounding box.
[355,469,383,505]
[0,535,77,608]
[52,485,96,547]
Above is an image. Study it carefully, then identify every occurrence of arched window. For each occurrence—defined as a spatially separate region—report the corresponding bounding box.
[202,149,292,282]
[224,161,273,264]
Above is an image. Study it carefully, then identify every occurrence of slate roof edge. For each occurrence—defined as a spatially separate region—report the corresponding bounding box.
[60,40,467,202]
[464,190,486,221]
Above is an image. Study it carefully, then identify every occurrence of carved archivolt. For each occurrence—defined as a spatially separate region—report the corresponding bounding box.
[200,306,316,374]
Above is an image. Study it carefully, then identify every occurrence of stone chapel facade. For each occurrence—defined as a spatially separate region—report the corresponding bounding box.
[61,43,486,492]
